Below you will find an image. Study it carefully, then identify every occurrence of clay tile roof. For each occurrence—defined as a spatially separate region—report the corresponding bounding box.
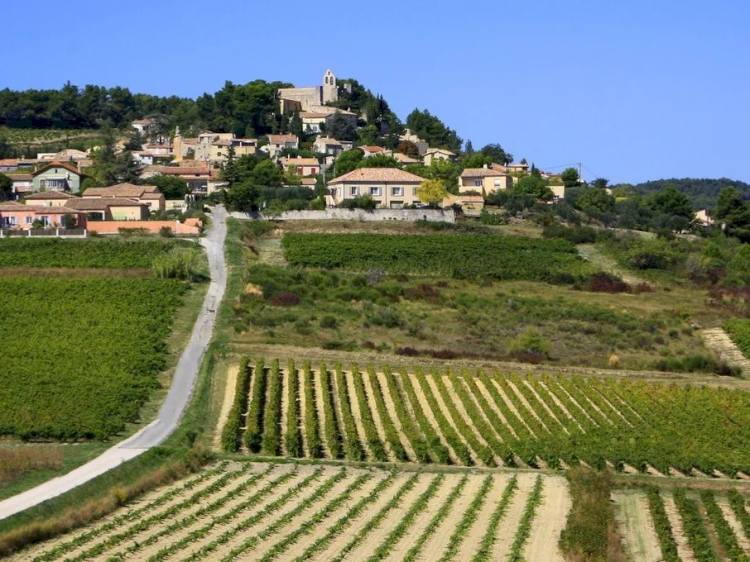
[7,173,33,181]
[392,153,420,164]
[65,197,145,211]
[268,134,298,144]
[425,148,455,156]
[300,112,327,119]
[0,159,19,166]
[82,183,161,198]
[0,201,28,211]
[460,168,508,178]
[24,191,78,200]
[360,145,384,153]
[315,137,342,146]
[31,161,84,177]
[328,168,425,185]
[283,157,319,167]
[212,139,232,146]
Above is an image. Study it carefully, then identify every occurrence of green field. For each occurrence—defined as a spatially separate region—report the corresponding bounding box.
[0,238,190,269]
[0,277,189,440]
[282,232,599,284]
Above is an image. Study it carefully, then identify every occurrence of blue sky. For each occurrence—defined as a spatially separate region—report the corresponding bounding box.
[4,0,749,184]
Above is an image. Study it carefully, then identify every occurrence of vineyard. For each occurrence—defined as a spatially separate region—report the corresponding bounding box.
[281,232,599,284]
[6,462,570,562]
[616,486,750,561]
[0,277,189,439]
[0,238,190,269]
[222,359,750,476]
[725,319,750,360]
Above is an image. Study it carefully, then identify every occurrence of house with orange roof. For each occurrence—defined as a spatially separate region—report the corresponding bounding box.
[327,167,425,208]
[0,201,87,229]
[31,162,86,193]
[264,134,299,158]
[423,148,456,166]
[64,197,150,221]
[280,156,321,177]
[360,145,386,157]
[82,183,165,213]
[23,191,79,207]
[459,165,511,195]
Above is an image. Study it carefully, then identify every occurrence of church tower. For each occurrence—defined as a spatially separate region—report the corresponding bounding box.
[322,69,338,104]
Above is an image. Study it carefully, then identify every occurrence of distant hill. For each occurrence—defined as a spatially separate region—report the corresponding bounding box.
[628,178,750,210]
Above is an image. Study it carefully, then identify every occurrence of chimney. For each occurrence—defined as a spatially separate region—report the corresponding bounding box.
[483,164,488,169]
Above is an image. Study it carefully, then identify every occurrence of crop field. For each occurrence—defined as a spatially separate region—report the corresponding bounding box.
[0,277,188,440]
[0,238,189,269]
[281,232,599,284]
[615,487,750,561]
[7,461,571,562]
[0,128,96,144]
[222,359,750,476]
[725,319,750,360]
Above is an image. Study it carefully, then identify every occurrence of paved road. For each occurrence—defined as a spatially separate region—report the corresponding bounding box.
[0,205,228,521]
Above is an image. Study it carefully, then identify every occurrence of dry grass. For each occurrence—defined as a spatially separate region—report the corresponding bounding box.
[0,448,63,484]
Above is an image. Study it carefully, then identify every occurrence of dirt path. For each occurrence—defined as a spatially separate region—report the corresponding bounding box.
[213,365,239,450]
[311,368,332,459]
[279,365,290,456]
[417,472,486,559]
[702,327,750,376]
[578,243,645,285]
[344,370,374,460]
[309,473,411,562]
[362,370,396,462]
[717,498,750,552]
[376,371,416,461]
[454,475,513,561]
[523,476,570,562]
[492,474,538,560]
[340,474,435,562]
[329,369,351,457]
[663,493,697,562]
[613,491,663,562]
[298,368,311,458]
[425,375,481,466]
[473,378,520,439]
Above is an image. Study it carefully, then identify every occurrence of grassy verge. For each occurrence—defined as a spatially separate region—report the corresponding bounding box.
[559,467,627,562]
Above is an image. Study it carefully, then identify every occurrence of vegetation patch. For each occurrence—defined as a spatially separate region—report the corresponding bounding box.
[0,277,189,440]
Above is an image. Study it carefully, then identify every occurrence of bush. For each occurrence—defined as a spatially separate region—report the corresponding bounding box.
[319,315,338,329]
[542,224,597,244]
[584,272,631,293]
[270,291,300,307]
[339,194,376,210]
[508,329,552,359]
[159,226,174,238]
[151,248,200,281]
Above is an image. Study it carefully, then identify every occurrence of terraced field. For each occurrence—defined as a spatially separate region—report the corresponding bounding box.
[8,462,570,562]
[222,359,750,477]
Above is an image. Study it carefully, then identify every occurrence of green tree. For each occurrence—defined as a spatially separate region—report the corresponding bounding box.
[396,140,420,158]
[464,140,475,155]
[461,153,493,169]
[290,112,303,139]
[227,181,260,211]
[326,113,357,141]
[512,175,553,200]
[647,184,693,220]
[577,187,616,215]
[0,173,12,201]
[333,149,364,177]
[251,159,283,187]
[61,213,77,229]
[591,177,609,190]
[480,143,513,165]
[357,154,400,168]
[221,145,240,186]
[716,186,750,241]
[405,109,462,152]
[150,175,190,199]
[357,124,379,146]
[561,167,581,188]
[124,129,144,151]
[416,179,448,207]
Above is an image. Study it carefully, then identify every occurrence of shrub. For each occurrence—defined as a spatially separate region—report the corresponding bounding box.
[584,272,631,293]
[159,226,174,238]
[270,291,300,307]
[319,315,338,329]
[508,329,552,358]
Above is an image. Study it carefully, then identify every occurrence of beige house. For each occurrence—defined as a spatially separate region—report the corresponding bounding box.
[506,162,530,174]
[264,134,299,158]
[83,183,165,213]
[459,167,512,195]
[549,185,565,202]
[327,168,424,208]
[65,197,150,221]
[210,138,257,162]
[281,156,321,177]
[23,191,79,207]
[313,137,344,157]
[423,148,456,166]
[392,153,421,166]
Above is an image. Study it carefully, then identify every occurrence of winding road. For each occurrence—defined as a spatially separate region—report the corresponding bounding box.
[0,205,228,521]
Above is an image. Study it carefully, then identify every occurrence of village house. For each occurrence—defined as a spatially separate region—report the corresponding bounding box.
[82,183,166,213]
[23,191,79,207]
[506,162,530,174]
[549,185,565,202]
[327,168,424,208]
[263,134,299,158]
[0,159,34,173]
[313,137,343,157]
[392,153,421,166]
[0,201,86,229]
[280,156,320,177]
[7,173,33,198]
[360,145,386,157]
[209,137,257,163]
[423,148,456,166]
[458,166,512,195]
[64,197,150,221]
[31,162,86,193]
[38,149,89,163]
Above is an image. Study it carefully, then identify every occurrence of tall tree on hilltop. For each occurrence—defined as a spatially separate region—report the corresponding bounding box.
[480,143,513,165]
[405,109,462,153]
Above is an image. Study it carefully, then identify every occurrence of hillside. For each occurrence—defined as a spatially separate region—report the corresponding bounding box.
[630,177,750,210]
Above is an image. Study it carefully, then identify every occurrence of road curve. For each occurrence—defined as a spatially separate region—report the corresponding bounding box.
[0,205,228,521]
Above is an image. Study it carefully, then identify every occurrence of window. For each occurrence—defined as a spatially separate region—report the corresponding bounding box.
[391,186,403,196]
[370,186,381,196]
[412,187,418,196]
[350,186,358,196]
[474,179,482,187]
[494,178,502,186]
[25,216,34,224]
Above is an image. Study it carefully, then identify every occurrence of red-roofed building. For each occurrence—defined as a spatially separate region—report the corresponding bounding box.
[31,162,87,193]
[327,168,425,208]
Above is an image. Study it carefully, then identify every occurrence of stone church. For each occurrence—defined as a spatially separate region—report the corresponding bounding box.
[277,69,340,114]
